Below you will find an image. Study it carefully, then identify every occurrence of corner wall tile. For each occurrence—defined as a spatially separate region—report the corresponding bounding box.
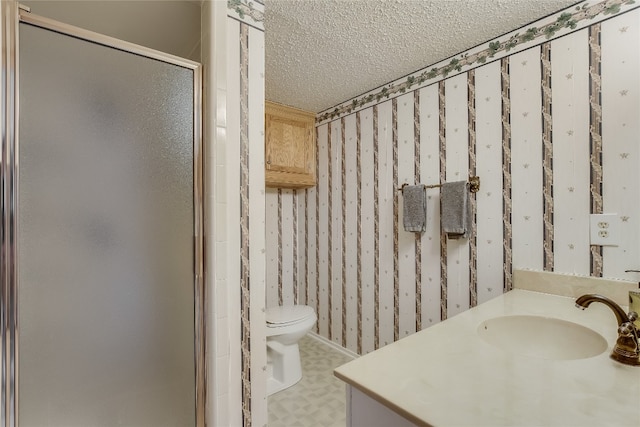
[214,199,228,238]
[216,392,230,427]
[215,241,227,280]
[216,279,228,319]
[216,89,227,128]
[215,354,231,396]
[215,126,227,167]
[216,315,230,358]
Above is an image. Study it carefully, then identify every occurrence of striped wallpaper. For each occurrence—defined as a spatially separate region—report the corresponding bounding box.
[226,3,266,425]
[265,7,640,356]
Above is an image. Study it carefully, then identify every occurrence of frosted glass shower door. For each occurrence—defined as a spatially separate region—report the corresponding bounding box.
[17,22,199,426]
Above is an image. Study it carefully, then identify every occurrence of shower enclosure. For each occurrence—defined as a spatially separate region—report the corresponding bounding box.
[1,4,205,426]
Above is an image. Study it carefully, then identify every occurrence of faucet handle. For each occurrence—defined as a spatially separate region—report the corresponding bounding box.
[611,322,640,366]
[628,311,638,323]
[618,322,635,336]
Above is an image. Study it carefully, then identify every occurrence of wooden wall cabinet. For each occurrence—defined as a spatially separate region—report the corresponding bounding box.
[265,101,316,188]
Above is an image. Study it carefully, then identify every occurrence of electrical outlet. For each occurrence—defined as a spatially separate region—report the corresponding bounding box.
[589,214,619,246]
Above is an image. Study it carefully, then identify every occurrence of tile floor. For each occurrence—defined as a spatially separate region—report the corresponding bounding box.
[268,335,355,427]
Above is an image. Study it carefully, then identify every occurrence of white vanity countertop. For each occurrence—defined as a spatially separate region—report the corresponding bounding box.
[334,288,640,427]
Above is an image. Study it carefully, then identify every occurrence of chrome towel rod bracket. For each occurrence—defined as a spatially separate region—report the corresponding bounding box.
[398,175,480,193]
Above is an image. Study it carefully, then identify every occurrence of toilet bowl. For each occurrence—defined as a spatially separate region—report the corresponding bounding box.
[266,305,317,396]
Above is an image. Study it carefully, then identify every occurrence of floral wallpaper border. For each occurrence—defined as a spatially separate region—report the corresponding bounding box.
[227,0,264,30]
[317,0,637,124]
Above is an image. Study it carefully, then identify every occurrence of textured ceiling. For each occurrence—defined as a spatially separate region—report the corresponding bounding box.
[265,0,580,113]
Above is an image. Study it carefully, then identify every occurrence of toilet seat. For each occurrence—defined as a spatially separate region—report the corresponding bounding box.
[266,305,314,327]
[265,304,317,395]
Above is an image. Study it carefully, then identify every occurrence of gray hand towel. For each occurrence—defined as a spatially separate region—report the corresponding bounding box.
[441,181,470,239]
[402,185,426,232]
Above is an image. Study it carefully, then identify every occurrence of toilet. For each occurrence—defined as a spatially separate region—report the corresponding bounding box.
[265,304,317,395]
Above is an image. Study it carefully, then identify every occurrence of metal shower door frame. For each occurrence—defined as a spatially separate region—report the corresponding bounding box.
[0,3,206,426]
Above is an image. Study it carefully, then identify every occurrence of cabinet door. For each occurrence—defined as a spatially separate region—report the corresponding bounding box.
[348,386,419,427]
[266,114,312,174]
[265,101,316,188]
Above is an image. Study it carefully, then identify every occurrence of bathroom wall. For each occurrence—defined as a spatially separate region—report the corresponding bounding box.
[265,0,640,356]
[204,1,267,426]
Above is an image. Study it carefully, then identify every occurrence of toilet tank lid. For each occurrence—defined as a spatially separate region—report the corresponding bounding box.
[266,305,315,325]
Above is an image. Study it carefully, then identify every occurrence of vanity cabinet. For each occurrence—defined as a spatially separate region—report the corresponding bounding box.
[335,271,640,427]
[265,101,316,188]
[347,386,417,427]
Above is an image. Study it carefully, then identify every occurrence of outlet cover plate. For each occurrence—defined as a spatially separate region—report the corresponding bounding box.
[589,214,619,246]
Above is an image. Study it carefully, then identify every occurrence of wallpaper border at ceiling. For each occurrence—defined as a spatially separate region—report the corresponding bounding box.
[227,0,264,30]
[317,0,638,124]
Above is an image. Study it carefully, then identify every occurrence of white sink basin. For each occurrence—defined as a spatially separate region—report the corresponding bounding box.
[477,315,608,360]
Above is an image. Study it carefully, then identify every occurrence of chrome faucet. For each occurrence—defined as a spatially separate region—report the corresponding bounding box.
[575,294,631,325]
[575,294,640,367]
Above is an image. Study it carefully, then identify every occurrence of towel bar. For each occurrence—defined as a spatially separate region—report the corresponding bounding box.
[398,176,480,193]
